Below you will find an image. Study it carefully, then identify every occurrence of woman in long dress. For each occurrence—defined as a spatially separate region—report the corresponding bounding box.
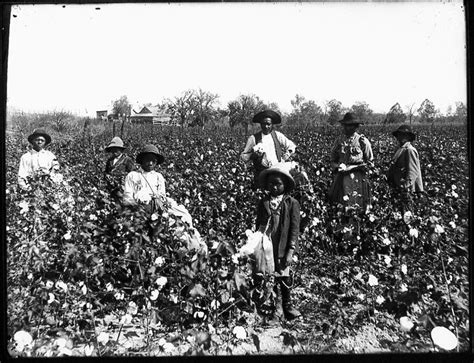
[328,112,374,210]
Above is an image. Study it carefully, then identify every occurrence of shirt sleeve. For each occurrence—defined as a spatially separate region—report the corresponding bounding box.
[276,132,296,160]
[49,151,60,172]
[18,154,29,189]
[360,136,374,164]
[240,135,256,163]
[125,157,136,173]
[157,173,166,196]
[330,140,341,170]
[288,198,300,252]
[122,172,137,205]
[405,148,421,187]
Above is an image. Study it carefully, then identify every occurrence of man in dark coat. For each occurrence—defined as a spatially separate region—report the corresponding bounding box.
[387,125,424,212]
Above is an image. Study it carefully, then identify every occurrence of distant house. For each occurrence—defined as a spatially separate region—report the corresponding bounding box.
[130,106,176,126]
[96,110,108,120]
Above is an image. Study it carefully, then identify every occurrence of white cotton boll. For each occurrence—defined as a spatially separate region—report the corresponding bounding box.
[368,274,378,286]
[14,330,33,351]
[400,317,414,332]
[375,296,385,305]
[156,276,168,288]
[97,332,109,345]
[409,228,419,238]
[434,224,445,234]
[401,264,408,275]
[154,257,165,267]
[232,326,247,340]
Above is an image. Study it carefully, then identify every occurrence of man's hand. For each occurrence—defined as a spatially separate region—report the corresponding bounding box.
[281,249,294,269]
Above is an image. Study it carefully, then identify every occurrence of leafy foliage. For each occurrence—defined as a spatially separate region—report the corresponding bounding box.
[6,124,469,356]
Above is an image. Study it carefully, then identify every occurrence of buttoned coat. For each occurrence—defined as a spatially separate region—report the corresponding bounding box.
[256,195,300,258]
[387,142,424,193]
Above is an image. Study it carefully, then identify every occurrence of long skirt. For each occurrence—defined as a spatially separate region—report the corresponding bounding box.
[328,170,371,209]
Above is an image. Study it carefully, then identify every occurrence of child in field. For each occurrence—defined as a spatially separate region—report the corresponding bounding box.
[122,144,206,253]
[256,165,301,321]
[104,137,136,200]
[18,129,60,190]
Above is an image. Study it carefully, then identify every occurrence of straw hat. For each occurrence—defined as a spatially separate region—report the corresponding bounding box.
[252,110,282,125]
[105,137,126,152]
[392,125,416,142]
[258,164,296,191]
[136,144,165,164]
[28,128,52,145]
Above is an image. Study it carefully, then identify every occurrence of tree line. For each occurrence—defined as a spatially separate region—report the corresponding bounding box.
[111,90,467,129]
[7,90,467,135]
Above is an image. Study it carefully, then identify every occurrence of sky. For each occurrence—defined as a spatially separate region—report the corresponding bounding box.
[6,1,467,117]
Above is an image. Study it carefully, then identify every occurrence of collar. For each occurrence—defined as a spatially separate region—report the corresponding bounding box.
[139,168,155,174]
[30,148,46,154]
[401,141,411,148]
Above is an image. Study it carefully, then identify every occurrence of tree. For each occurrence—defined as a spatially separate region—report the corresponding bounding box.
[454,102,467,123]
[227,94,266,134]
[166,90,197,127]
[405,103,416,124]
[325,99,343,124]
[50,110,74,132]
[350,101,373,123]
[189,89,220,127]
[385,103,406,124]
[288,94,323,126]
[417,99,438,123]
[111,95,131,118]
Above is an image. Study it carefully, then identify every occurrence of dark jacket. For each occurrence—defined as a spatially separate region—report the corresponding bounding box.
[256,195,300,258]
[387,142,424,193]
[104,154,136,198]
[105,154,136,177]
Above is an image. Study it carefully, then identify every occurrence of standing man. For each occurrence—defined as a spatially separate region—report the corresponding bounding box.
[387,125,424,212]
[18,128,60,190]
[240,110,296,188]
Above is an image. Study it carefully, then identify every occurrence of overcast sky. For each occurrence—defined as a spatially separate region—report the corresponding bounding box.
[7,1,466,116]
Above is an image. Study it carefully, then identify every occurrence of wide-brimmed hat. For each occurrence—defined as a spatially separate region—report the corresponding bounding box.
[252,110,282,125]
[258,164,296,192]
[105,137,126,152]
[28,128,52,145]
[136,144,165,164]
[392,125,416,141]
[339,112,363,125]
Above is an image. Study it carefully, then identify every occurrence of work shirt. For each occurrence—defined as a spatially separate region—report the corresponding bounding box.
[18,149,59,189]
[122,169,166,205]
[240,131,296,167]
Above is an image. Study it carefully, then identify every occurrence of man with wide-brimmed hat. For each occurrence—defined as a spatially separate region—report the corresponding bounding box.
[328,112,374,210]
[240,110,296,188]
[387,125,424,212]
[104,136,136,200]
[18,128,60,190]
